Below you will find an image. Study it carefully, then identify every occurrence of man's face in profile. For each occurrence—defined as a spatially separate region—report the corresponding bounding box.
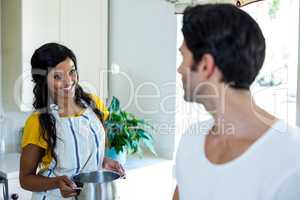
[177,41,208,103]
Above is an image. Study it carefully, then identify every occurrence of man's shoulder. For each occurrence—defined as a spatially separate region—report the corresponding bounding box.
[263,120,300,167]
[280,124,300,160]
[270,120,300,152]
[261,121,300,199]
[176,119,214,155]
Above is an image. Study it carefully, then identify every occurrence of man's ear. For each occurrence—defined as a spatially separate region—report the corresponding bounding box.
[199,53,215,79]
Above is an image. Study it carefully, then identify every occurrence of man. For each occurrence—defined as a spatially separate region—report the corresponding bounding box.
[173,4,300,200]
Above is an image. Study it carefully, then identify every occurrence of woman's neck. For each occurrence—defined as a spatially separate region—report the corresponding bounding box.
[55,97,78,114]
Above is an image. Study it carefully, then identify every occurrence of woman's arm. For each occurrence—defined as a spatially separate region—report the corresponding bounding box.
[20,144,58,191]
[19,144,77,197]
[173,185,179,200]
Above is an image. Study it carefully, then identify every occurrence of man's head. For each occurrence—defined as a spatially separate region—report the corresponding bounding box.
[178,4,265,103]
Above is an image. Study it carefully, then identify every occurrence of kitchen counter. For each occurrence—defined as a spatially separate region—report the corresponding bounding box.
[119,155,174,200]
[0,153,20,180]
[0,153,172,176]
[125,154,173,170]
[0,153,174,200]
[0,153,32,200]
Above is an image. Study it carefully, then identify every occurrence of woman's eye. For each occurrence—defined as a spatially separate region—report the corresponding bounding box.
[53,74,62,80]
[70,69,77,76]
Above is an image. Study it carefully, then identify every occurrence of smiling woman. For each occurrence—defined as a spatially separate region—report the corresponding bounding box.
[19,43,124,200]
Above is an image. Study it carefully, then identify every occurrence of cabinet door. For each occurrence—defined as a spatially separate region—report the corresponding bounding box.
[7,178,32,200]
[22,0,60,61]
[60,0,108,100]
[0,183,4,200]
[21,0,61,111]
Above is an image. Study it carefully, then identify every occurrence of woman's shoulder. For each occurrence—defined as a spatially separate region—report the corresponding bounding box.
[24,112,42,133]
[89,93,104,103]
[22,111,48,149]
[25,112,41,125]
[88,93,107,111]
[88,94,109,120]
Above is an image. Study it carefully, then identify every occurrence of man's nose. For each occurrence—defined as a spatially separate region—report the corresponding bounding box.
[177,65,183,74]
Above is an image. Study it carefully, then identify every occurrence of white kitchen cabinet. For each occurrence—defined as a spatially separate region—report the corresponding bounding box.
[1,0,61,112]
[1,0,108,112]
[0,154,32,200]
[60,0,109,102]
[21,0,61,111]
[6,178,32,200]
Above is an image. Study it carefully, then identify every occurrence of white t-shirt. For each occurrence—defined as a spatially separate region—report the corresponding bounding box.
[174,119,300,200]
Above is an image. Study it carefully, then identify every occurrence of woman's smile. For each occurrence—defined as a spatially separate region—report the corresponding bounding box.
[47,57,78,100]
[61,84,75,94]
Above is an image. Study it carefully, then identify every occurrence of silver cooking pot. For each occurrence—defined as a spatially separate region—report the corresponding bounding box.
[72,170,123,200]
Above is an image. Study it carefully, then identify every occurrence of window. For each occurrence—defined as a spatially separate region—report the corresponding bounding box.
[244,0,299,126]
[175,0,300,147]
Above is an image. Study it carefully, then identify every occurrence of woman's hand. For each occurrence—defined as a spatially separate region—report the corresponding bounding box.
[103,157,126,177]
[55,176,78,198]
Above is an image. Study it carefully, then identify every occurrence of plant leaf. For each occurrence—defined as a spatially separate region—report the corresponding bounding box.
[110,113,122,122]
[105,96,156,157]
[109,96,120,113]
[143,139,157,156]
[136,146,143,158]
[136,129,152,140]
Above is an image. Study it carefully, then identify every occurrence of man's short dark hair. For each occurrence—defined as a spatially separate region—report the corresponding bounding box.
[182,4,266,89]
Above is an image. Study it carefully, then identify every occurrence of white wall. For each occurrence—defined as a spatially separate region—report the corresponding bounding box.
[109,0,177,159]
[297,1,300,126]
[0,0,2,113]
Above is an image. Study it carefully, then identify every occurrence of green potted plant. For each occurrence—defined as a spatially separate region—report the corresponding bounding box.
[104,96,156,165]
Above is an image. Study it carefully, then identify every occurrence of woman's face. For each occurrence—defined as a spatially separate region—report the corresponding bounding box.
[47,57,78,102]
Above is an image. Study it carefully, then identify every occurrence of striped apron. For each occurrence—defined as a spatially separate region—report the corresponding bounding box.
[31,103,105,200]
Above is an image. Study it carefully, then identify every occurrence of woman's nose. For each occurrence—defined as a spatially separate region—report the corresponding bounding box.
[64,75,73,86]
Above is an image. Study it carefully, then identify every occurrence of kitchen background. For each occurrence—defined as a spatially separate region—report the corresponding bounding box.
[0,0,177,157]
[0,0,177,199]
[0,0,300,199]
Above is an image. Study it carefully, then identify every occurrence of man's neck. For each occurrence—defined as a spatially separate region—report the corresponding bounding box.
[203,88,277,139]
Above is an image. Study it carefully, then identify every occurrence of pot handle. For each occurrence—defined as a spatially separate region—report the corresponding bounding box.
[119,173,126,179]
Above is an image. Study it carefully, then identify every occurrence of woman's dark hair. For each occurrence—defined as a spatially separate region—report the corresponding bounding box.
[182,4,266,89]
[31,42,104,163]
